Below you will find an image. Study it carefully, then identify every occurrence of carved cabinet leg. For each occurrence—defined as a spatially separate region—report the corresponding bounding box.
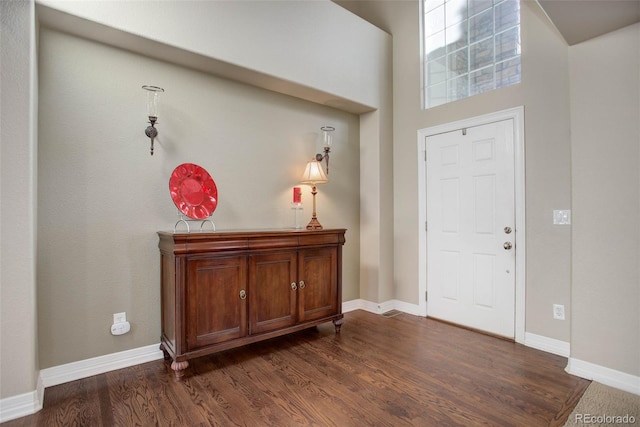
[159,343,171,361]
[170,360,189,379]
[333,317,344,333]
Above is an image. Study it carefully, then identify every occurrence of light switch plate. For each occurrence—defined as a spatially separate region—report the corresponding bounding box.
[553,210,571,225]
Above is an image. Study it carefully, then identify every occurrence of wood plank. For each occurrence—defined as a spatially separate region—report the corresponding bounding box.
[4,310,590,426]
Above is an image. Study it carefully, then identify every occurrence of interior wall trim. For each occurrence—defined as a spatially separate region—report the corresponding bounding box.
[566,357,640,396]
[342,299,422,316]
[0,386,42,423]
[39,344,164,389]
[524,332,570,357]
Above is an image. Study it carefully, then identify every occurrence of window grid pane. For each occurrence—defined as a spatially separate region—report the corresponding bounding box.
[447,48,469,79]
[470,65,495,95]
[496,57,521,86]
[495,26,521,62]
[446,20,468,53]
[469,9,493,44]
[448,74,469,102]
[470,37,494,72]
[423,0,521,109]
[425,30,446,61]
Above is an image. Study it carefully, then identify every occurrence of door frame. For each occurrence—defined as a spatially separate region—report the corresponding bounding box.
[417,106,526,343]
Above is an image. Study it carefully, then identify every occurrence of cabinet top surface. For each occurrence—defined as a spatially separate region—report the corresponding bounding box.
[158,228,346,238]
[158,228,347,253]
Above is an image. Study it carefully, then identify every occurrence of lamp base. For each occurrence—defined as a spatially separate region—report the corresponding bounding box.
[306,217,323,230]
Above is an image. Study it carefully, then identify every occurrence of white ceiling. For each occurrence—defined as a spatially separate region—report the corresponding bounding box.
[537,0,640,45]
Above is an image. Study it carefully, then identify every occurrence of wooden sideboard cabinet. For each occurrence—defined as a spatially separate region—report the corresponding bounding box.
[157,228,346,378]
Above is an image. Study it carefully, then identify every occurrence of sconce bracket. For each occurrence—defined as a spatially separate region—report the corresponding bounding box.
[145,116,158,155]
[316,146,330,174]
[145,126,158,139]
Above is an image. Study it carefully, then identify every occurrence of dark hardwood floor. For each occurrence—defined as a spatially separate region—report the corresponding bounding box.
[4,310,590,426]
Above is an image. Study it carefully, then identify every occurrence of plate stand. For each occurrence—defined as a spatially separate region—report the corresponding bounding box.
[174,213,216,233]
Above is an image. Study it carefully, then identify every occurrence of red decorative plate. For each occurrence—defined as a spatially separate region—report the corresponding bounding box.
[169,163,218,219]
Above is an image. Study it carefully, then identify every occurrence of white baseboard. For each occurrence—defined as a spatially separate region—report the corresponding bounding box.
[342,298,373,313]
[0,387,42,424]
[566,357,640,396]
[342,299,422,316]
[524,332,570,357]
[39,343,164,388]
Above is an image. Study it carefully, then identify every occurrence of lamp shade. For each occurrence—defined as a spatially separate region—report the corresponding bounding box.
[301,160,329,184]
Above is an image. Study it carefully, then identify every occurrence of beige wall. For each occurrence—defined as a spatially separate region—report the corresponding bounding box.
[0,0,39,400]
[37,27,361,368]
[569,23,640,377]
[336,0,573,342]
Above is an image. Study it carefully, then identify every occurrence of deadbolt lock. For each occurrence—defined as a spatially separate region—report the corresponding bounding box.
[504,226,512,234]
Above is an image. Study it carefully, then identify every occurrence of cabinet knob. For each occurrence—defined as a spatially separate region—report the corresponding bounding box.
[291,282,297,291]
[239,290,247,300]
[299,280,306,289]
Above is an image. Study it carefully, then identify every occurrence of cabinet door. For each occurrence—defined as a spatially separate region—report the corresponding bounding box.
[249,252,297,334]
[297,247,338,322]
[186,256,247,350]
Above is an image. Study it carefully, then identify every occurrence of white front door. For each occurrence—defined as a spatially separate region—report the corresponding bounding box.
[426,119,515,338]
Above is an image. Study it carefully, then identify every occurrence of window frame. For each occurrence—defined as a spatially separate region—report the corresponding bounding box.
[420,0,521,109]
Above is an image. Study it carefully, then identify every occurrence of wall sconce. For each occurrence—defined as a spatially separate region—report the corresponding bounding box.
[315,126,335,175]
[300,159,329,230]
[142,85,165,156]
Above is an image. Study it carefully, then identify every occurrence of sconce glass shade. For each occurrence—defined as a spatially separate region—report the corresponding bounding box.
[321,126,335,148]
[300,160,328,184]
[142,85,164,118]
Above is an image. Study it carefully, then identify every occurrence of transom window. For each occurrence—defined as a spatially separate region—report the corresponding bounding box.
[421,0,521,109]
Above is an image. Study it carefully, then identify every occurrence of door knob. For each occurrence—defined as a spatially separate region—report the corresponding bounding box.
[503,242,512,250]
[504,226,512,234]
[291,282,297,291]
[239,290,247,300]
[299,280,306,289]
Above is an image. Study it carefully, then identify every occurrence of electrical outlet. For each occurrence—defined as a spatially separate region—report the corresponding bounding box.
[113,312,127,324]
[553,210,571,225]
[111,312,130,336]
[553,304,565,320]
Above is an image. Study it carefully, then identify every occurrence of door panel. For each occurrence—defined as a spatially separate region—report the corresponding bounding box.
[249,252,297,334]
[298,247,338,322]
[186,256,247,350]
[426,120,515,338]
